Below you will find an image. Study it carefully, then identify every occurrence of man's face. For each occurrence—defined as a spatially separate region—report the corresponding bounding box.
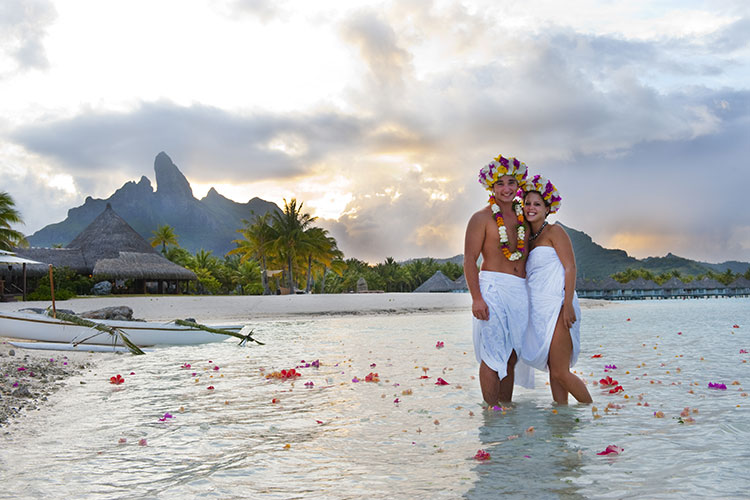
[492,175,518,203]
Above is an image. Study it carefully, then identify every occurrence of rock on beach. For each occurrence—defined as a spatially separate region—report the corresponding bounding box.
[0,341,95,428]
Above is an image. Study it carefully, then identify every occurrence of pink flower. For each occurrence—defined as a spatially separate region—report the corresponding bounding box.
[370,363,376,368]
[474,449,491,461]
[213,365,220,371]
[740,349,748,354]
[181,363,191,369]
[304,381,314,387]
[597,445,623,456]
[352,377,360,383]
[436,341,445,349]
[393,398,400,404]
[435,378,449,385]
[608,385,624,394]
[207,385,215,390]
[158,412,174,422]
[708,382,727,390]
[17,367,25,371]
[110,374,125,385]
[138,438,147,446]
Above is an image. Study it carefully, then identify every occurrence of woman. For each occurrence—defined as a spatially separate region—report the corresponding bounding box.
[521,175,592,404]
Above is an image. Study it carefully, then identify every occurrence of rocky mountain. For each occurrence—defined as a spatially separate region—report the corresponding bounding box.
[27,152,280,256]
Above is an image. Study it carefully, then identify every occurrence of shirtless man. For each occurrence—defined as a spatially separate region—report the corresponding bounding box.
[464,155,534,405]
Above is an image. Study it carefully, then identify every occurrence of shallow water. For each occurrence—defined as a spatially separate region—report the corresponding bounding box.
[1,298,749,499]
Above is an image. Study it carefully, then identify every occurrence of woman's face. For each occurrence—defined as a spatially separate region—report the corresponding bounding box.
[523,191,548,223]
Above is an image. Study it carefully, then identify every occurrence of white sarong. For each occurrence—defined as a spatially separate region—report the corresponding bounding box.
[522,246,581,371]
[472,270,535,389]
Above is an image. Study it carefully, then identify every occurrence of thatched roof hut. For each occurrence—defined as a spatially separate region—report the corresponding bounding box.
[660,277,686,290]
[93,252,196,280]
[15,204,196,286]
[453,274,467,291]
[414,270,457,293]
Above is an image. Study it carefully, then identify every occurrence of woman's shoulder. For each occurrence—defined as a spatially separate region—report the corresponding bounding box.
[548,223,573,243]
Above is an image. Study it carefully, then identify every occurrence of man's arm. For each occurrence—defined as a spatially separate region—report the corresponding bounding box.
[464,212,489,320]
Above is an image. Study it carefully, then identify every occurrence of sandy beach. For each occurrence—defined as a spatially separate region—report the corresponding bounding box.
[0,293,608,429]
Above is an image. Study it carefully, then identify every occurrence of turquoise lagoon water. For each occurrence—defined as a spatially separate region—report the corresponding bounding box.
[1,298,749,499]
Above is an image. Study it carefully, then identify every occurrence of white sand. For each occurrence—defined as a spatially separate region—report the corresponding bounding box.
[0,293,608,323]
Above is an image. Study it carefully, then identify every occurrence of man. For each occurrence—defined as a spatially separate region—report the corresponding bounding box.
[464,154,534,405]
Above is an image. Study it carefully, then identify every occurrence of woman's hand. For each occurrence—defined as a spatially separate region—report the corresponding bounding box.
[472,297,490,321]
[561,302,576,329]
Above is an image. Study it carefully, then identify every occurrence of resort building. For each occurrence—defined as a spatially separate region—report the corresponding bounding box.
[12,204,196,294]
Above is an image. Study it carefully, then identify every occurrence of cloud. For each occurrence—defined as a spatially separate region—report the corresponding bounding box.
[9,100,370,186]
[339,10,412,92]
[225,0,285,22]
[4,2,750,263]
[0,0,56,72]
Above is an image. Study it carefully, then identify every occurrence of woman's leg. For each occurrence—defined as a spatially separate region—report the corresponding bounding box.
[548,313,592,404]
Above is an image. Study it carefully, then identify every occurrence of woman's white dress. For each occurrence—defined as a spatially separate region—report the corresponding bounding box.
[522,245,581,371]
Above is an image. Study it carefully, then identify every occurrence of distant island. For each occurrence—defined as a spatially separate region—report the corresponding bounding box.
[25,152,750,281]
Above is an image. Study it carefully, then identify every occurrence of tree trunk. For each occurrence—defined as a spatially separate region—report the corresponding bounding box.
[305,256,313,293]
[287,254,294,292]
[261,255,271,295]
[320,267,328,294]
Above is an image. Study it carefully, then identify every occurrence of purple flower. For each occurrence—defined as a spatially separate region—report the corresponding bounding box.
[708,382,727,390]
[159,412,174,422]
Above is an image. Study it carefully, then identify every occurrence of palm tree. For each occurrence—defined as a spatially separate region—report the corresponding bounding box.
[0,191,28,251]
[150,224,178,254]
[228,212,277,295]
[271,198,317,292]
[299,227,344,293]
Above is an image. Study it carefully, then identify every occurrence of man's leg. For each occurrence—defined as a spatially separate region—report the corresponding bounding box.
[497,350,517,402]
[479,361,500,405]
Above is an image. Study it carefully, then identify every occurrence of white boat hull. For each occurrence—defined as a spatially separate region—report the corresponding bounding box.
[0,312,244,346]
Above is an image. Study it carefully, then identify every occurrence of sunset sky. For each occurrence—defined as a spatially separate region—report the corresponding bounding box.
[1,0,749,264]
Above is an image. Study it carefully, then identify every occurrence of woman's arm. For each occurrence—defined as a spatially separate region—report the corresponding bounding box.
[550,224,577,328]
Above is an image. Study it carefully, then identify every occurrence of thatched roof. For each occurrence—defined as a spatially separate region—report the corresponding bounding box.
[576,278,599,291]
[13,247,88,274]
[597,277,625,291]
[414,270,457,292]
[14,204,195,281]
[93,252,196,280]
[453,274,467,290]
[68,203,158,265]
[683,277,724,290]
[728,277,750,289]
[626,277,660,290]
[660,277,685,289]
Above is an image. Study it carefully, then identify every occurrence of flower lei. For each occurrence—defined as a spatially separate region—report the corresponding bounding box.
[489,194,525,261]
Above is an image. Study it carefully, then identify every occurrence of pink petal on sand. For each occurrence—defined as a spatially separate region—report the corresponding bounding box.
[597,445,623,455]
[435,377,449,385]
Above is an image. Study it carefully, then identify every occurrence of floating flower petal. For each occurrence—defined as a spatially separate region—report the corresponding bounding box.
[596,445,623,455]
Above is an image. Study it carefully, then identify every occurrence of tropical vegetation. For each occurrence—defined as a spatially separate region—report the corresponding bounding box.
[0,191,28,251]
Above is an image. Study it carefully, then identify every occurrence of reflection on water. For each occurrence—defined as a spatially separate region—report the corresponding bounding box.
[466,402,586,500]
[1,298,749,499]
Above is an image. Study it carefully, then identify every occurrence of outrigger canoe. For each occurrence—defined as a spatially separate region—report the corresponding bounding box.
[0,311,246,347]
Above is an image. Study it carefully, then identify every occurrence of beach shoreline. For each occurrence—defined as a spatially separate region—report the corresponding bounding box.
[0,293,610,429]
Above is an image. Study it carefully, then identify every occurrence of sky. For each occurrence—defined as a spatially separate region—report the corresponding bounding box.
[1,0,749,265]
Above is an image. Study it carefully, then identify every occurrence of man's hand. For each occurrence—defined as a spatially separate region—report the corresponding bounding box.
[472,297,490,321]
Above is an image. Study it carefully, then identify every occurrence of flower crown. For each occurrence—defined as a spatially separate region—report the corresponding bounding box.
[478,154,528,190]
[522,174,562,213]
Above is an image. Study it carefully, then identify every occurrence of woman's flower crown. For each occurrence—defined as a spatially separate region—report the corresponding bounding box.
[522,174,562,213]
[478,154,528,190]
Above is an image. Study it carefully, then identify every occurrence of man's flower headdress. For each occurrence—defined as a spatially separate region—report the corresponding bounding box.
[478,154,528,190]
[522,174,562,214]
